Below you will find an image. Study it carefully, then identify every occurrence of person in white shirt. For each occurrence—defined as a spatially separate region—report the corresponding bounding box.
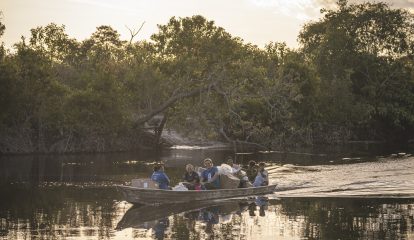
[253,162,269,187]
[226,157,241,174]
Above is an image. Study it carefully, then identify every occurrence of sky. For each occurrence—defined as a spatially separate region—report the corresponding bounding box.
[1,0,414,49]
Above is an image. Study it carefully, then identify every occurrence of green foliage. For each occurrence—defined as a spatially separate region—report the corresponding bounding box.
[299,0,414,142]
[0,12,6,61]
[149,15,255,138]
[29,23,78,62]
[1,2,414,153]
[0,11,5,38]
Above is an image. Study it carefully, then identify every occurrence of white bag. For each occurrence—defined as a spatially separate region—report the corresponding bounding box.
[231,165,242,174]
[218,164,233,175]
[172,183,188,191]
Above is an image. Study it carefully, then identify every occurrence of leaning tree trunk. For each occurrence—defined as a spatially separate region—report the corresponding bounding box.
[154,114,168,150]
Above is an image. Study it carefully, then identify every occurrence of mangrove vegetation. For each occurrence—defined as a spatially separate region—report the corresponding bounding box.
[0,0,414,153]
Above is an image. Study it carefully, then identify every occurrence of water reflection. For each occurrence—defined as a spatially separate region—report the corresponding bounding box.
[0,150,232,186]
[0,183,413,239]
[0,185,126,239]
[1,149,414,239]
[1,145,405,187]
[114,197,414,240]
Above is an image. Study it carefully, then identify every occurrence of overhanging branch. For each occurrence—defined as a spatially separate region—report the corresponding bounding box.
[135,81,216,125]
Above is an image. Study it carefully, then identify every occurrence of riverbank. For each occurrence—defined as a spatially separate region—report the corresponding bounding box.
[1,125,412,155]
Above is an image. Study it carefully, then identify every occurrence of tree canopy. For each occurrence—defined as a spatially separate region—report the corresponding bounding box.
[1,1,413,153]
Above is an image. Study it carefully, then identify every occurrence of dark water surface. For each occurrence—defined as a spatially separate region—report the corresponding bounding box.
[1,146,413,239]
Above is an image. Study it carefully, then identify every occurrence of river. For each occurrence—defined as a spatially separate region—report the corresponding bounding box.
[0,145,413,239]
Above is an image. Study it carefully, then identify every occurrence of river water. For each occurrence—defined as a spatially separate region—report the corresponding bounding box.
[0,146,413,239]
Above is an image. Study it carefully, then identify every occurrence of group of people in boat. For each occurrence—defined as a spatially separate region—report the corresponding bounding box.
[150,157,269,190]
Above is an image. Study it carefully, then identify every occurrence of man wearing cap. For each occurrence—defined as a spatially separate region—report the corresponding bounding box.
[200,158,220,189]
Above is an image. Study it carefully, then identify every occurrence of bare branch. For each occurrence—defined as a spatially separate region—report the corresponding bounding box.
[125,21,146,44]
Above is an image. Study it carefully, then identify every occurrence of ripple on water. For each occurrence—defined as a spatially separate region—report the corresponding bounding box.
[273,157,414,198]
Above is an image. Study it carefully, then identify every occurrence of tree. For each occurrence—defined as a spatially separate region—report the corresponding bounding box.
[135,16,245,130]
[29,23,78,63]
[0,12,6,58]
[299,0,414,142]
[0,12,5,38]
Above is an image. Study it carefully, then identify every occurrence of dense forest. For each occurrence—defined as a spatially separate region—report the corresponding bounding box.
[0,0,414,153]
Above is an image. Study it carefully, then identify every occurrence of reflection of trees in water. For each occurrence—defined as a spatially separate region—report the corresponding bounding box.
[0,152,231,187]
[0,186,128,239]
[278,198,414,239]
[145,199,414,240]
[0,154,154,185]
[1,187,413,240]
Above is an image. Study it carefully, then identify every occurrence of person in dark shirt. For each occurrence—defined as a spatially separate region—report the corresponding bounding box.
[201,158,220,189]
[246,160,258,183]
[151,164,170,190]
[182,164,200,190]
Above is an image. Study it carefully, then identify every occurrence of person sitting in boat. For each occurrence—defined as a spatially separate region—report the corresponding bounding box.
[246,160,258,183]
[151,164,170,190]
[258,162,269,185]
[226,157,241,174]
[182,163,200,190]
[226,156,250,188]
[194,177,205,191]
[253,162,269,187]
[201,158,220,189]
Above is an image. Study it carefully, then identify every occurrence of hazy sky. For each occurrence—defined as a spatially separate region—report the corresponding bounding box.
[1,0,413,49]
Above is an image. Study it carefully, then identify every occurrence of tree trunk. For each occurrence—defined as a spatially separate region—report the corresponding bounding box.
[154,114,168,149]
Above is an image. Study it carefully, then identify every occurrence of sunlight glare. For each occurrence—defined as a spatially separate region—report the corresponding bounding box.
[248,0,324,21]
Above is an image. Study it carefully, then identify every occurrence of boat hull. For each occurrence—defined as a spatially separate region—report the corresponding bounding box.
[117,185,277,205]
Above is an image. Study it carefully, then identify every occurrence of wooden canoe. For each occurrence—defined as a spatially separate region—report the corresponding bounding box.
[117,184,277,205]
